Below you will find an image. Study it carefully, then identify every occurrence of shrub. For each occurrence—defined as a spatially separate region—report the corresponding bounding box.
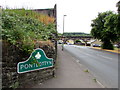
[101,40,114,50]
[2,9,56,54]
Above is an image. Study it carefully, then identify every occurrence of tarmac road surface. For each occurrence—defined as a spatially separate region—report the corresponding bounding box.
[64,45,118,88]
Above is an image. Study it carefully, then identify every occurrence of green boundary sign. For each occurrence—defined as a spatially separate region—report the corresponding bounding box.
[17,48,53,73]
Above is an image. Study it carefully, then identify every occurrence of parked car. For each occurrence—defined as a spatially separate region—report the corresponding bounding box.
[58,40,63,44]
[66,42,73,45]
[114,44,120,48]
[92,44,101,47]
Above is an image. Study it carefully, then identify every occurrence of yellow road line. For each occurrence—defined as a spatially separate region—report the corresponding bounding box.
[91,47,120,54]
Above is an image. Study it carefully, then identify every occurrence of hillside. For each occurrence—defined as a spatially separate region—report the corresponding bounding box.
[62,32,91,37]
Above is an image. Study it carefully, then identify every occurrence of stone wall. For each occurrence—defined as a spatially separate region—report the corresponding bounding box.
[2,41,56,88]
[2,4,57,88]
[34,4,57,61]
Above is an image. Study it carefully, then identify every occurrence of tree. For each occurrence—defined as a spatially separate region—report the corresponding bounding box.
[116,1,120,14]
[104,13,119,41]
[91,11,118,50]
[116,1,120,48]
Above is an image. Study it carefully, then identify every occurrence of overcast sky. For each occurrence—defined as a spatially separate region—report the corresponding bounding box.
[0,0,119,33]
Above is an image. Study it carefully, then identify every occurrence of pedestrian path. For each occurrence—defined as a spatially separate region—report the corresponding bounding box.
[33,45,102,88]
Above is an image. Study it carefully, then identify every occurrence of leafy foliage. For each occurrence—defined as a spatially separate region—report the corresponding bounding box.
[116,1,120,14]
[91,11,119,50]
[5,9,55,24]
[104,13,119,42]
[2,9,56,53]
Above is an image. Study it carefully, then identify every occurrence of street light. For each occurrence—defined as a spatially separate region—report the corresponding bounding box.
[62,15,67,51]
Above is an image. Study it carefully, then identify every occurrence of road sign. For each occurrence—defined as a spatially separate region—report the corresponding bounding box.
[17,48,53,73]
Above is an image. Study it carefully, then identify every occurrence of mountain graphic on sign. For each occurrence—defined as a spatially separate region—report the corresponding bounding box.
[17,48,53,73]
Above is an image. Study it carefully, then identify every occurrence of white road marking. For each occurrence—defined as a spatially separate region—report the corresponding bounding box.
[96,80,106,88]
[76,60,80,63]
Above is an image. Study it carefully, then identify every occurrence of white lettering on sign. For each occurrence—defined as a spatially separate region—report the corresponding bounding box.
[20,65,24,70]
[39,61,52,66]
[20,61,52,70]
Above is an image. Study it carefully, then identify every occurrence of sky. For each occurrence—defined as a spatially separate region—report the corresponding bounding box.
[0,0,119,33]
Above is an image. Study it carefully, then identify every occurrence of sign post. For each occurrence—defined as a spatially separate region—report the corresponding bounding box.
[17,48,53,73]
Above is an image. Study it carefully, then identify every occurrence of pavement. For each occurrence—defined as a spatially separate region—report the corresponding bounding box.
[32,45,102,88]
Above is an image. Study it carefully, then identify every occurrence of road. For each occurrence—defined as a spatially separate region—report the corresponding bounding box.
[63,45,118,88]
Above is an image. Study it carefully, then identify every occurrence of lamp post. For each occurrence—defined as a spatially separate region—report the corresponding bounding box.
[62,15,67,51]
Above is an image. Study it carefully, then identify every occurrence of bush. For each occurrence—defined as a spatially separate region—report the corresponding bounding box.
[2,9,56,54]
[101,40,114,50]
